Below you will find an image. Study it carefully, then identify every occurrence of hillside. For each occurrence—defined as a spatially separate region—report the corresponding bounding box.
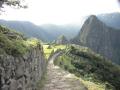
[72,15,120,64]
[54,45,120,90]
[0,25,46,90]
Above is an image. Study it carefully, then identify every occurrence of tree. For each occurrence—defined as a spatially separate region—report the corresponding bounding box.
[0,0,27,8]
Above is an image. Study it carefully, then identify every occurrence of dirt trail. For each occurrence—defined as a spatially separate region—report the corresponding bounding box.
[43,53,88,90]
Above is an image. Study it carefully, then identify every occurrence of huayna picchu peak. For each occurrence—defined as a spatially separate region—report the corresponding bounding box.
[72,15,120,65]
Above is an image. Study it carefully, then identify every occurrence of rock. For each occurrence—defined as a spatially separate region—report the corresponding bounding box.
[0,46,46,90]
[72,15,120,64]
[1,85,9,90]
[9,79,18,90]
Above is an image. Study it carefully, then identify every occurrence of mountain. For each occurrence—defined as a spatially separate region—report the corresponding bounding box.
[0,20,80,42]
[55,35,69,44]
[97,12,120,29]
[41,24,80,40]
[72,15,120,64]
[0,20,53,42]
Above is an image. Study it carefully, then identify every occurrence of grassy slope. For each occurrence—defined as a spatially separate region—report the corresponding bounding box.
[0,25,41,56]
[54,45,120,90]
[43,44,66,59]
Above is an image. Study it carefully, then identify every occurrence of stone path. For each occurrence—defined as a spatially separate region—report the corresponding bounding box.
[43,53,88,90]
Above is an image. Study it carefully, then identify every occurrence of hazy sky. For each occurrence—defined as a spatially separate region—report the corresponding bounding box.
[0,0,120,25]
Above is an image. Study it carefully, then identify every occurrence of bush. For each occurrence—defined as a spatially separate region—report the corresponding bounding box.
[54,46,120,90]
[0,33,28,56]
[0,26,41,56]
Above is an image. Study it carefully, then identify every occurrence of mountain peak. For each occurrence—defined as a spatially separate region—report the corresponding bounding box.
[72,14,120,64]
[58,35,66,39]
[86,15,100,24]
[89,15,97,19]
[55,35,69,45]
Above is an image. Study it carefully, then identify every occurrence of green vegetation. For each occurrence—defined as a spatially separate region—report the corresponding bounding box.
[37,71,47,90]
[0,25,41,56]
[24,38,41,47]
[54,45,120,90]
[43,44,66,59]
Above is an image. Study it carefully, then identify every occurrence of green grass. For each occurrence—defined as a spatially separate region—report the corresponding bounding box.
[54,45,66,51]
[43,44,66,59]
[76,76,105,90]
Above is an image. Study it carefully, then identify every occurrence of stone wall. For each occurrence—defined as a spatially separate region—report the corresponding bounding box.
[0,45,46,90]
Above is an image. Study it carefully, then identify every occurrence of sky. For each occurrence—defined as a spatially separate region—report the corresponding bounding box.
[0,0,120,25]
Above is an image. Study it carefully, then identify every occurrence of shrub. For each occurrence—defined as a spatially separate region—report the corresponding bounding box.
[0,25,41,56]
[54,45,120,90]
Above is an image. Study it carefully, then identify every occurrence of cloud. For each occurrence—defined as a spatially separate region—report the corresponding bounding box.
[0,0,119,25]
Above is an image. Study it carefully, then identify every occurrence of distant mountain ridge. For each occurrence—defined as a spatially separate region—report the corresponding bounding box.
[0,20,80,42]
[41,24,80,40]
[72,15,120,64]
[97,12,120,29]
[0,12,119,42]
[0,20,53,42]
[81,12,120,29]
